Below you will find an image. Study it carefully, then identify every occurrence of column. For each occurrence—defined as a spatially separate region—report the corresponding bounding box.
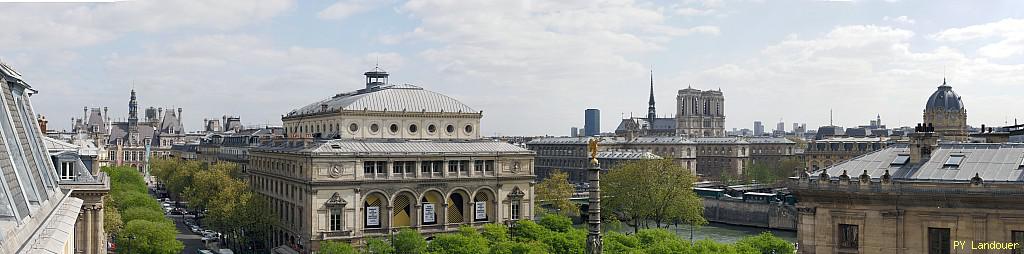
[415,161,422,178]
[86,206,94,254]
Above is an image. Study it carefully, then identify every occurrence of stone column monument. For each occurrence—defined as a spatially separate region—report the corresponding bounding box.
[586,138,602,254]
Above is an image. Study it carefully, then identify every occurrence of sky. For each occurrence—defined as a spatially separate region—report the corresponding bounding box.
[2,0,1023,136]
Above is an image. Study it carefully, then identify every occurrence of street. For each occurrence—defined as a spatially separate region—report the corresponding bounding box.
[168,213,206,253]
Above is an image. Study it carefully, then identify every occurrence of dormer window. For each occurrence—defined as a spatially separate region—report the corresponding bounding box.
[891,155,909,165]
[943,155,964,169]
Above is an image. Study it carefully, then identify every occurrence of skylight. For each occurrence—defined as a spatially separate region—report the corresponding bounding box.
[944,155,964,168]
[891,155,910,165]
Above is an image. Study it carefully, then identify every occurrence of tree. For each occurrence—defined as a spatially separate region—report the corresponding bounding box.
[122,207,166,223]
[366,238,395,254]
[393,229,427,254]
[426,226,490,254]
[535,170,579,217]
[118,220,183,254]
[104,196,123,237]
[603,159,706,233]
[736,232,796,254]
[320,241,358,254]
[538,213,573,233]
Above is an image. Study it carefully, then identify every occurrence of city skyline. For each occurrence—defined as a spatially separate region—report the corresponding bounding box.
[2,0,1023,136]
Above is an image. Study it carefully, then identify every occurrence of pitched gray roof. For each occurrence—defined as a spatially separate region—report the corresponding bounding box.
[287,84,477,117]
[693,137,748,144]
[597,151,662,160]
[818,143,1024,183]
[747,137,795,144]
[256,139,533,155]
[527,136,695,145]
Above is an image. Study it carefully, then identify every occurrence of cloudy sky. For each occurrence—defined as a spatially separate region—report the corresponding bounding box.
[2,0,1022,136]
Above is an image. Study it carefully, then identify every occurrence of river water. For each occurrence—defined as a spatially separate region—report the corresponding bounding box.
[615,222,797,244]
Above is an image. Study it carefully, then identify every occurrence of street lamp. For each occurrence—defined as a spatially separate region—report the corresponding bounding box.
[126,234,137,254]
[504,219,515,240]
[390,228,398,252]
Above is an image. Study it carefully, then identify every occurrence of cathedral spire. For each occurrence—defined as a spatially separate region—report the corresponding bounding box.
[647,70,656,126]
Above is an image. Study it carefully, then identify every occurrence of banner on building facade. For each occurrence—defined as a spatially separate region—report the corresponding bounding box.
[423,203,435,223]
[366,206,380,226]
[474,202,486,220]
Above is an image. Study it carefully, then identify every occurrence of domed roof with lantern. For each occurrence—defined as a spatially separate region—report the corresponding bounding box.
[925,79,964,112]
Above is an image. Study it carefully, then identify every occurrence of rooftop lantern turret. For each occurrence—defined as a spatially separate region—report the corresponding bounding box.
[364,66,389,90]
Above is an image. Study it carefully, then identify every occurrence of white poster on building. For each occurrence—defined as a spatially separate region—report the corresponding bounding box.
[366,206,380,226]
[474,202,486,220]
[423,203,435,223]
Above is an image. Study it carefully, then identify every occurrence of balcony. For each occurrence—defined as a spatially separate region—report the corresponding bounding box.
[321,230,353,240]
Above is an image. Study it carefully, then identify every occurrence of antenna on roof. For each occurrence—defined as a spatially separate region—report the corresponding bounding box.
[830,109,833,126]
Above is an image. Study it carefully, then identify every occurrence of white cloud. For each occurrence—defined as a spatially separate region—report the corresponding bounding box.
[684,25,1024,129]
[675,7,716,16]
[37,34,392,130]
[932,18,1024,59]
[389,0,719,135]
[883,15,915,25]
[0,0,293,50]
[317,0,385,20]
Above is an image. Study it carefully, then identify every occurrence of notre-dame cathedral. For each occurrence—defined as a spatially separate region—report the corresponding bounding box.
[676,86,725,137]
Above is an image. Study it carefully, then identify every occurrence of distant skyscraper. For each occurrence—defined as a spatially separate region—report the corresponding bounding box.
[571,127,579,137]
[777,121,785,133]
[584,109,600,136]
[793,123,799,133]
[754,121,764,136]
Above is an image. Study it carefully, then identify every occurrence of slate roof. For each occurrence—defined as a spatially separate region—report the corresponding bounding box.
[614,117,677,132]
[693,137,749,144]
[159,110,184,134]
[816,143,1024,183]
[256,139,533,155]
[527,136,695,145]
[286,84,477,117]
[597,151,662,160]
[41,136,79,152]
[107,122,158,145]
[925,80,964,112]
[0,60,24,81]
[747,137,795,144]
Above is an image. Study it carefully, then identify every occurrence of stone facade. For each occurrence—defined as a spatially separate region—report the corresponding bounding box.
[71,90,194,172]
[803,137,890,172]
[793,127,1024,254]
[693,137,749,178]
[528,137,697,180]
[249,68,535,253]
[676,87,725,137]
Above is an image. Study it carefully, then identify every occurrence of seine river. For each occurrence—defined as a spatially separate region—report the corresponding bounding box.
[616,223,797,244]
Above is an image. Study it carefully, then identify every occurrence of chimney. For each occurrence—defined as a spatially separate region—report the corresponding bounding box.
[37,115,47,132]
[103,107,108,120]
[909,123,939,165]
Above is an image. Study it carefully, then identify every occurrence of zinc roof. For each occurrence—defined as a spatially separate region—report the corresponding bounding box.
[818,143,1024,182]
[257,139,533,155]
[287,84,476,117]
